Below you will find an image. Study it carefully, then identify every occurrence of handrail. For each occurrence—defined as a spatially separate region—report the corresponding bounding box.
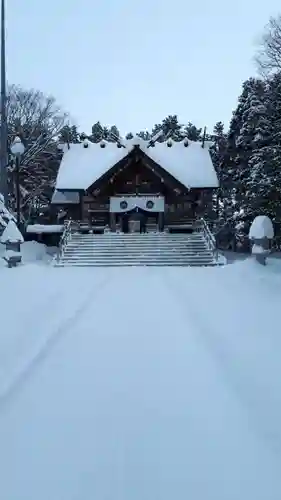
[199,217,218,261]
[57,220,72,263]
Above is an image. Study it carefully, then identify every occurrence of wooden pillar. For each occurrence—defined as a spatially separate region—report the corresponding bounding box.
[158,212,164,231]
[79,191,83,221]
[110,212,116,232]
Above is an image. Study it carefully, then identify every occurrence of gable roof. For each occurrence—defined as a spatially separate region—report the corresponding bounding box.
[55,138,218,191]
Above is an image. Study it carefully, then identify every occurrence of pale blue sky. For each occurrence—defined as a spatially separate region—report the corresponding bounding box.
[6,0,280,135]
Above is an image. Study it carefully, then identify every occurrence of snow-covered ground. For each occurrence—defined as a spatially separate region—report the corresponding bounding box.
[0,256,281,499]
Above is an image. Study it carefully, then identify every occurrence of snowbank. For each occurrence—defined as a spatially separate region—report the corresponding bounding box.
[0,241,55,266]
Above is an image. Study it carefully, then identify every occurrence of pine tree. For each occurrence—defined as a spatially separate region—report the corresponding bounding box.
[137,130,151,141]
[226,78,269,215]
[125,132,134,140]
[108,125,120,142]
[246,73,281,222]
[209,122,228,214]
[184,122,202,141]
[90,122,104,142]
[59,125,80,144]
[151,123,163,141]
[162,115,185,141]
[90,122,109,142]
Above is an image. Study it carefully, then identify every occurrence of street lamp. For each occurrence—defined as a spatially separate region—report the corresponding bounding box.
[0,0,8,202]
[11,136,25,227]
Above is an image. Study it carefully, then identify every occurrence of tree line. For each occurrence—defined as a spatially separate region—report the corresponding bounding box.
[5,12,281,247]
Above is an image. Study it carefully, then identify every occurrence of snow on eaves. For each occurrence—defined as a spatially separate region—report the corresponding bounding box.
[55,138,219,191]
[0,220,24,244]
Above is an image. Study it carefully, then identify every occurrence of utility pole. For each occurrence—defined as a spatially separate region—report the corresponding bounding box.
[0,0,8,202]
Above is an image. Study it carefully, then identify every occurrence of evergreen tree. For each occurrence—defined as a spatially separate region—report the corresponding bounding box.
[151,115,185,142]
[151,122,163,141]
[137,130,151,141]
[90,121,103,142]
[162,115,185,141]
[125,132,134,140]
[59,125,80,144]
[90,122,109,142]
[184,122,202,141]
[108,125,120,142]
[245,73,281,222]
[235,78,271,218]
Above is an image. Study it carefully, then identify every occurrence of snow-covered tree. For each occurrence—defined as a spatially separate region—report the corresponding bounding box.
[256,15,281,75]
[6,85,68,219]
[137,130,151,141]
[58,125,80,144]
[108,125,121,142]
[90,122,108,142]
[184,122,202,141]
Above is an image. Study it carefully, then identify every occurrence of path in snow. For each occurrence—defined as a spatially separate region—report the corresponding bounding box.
[0,266,281,500]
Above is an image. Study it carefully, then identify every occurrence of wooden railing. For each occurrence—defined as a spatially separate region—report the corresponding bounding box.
[197,218,218,260]
[57,220,72,263]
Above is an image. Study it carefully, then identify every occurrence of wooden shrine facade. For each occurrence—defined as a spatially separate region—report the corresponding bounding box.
[52,144,217,231]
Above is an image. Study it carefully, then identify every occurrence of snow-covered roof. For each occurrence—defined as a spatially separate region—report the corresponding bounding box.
[51,190,80,204]
[26,224,64,234]
[0,220,24,244]
[249,215,274,239]
[55,138,218,191]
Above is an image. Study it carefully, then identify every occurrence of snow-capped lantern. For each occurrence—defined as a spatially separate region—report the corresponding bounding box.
[167,139,173,147]
[83,139,89,148]
[183,138,189,147]
[1,220,24,268]
[249,215,274,265]
[100,140,106,148]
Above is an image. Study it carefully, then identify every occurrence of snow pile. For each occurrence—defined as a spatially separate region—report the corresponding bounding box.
[0,241,55,266]
[0,220,24,244]
[0,261,281,498]
[249,215,274,239]
[55,139,218,191]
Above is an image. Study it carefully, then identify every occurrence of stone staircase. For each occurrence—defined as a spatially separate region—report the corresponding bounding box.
[55,231,218,267]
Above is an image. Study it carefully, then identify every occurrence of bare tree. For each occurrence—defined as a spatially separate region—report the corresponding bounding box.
[6,85,68,218]
[256,16,281,76]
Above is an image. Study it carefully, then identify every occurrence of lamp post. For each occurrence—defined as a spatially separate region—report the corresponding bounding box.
[11,136,25,227]
[0,0,8,202]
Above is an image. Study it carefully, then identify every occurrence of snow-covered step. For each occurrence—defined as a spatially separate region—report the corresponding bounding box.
[56,260,218,267]
[54,230,218,267]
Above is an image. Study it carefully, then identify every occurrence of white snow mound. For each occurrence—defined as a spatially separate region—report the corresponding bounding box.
[249,215,274,239]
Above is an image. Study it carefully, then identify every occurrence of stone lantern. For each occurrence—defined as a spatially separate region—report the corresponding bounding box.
[249,215,274,265]
[1,219,24,267]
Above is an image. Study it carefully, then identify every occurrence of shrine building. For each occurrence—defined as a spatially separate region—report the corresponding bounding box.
[51,136,218,233]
